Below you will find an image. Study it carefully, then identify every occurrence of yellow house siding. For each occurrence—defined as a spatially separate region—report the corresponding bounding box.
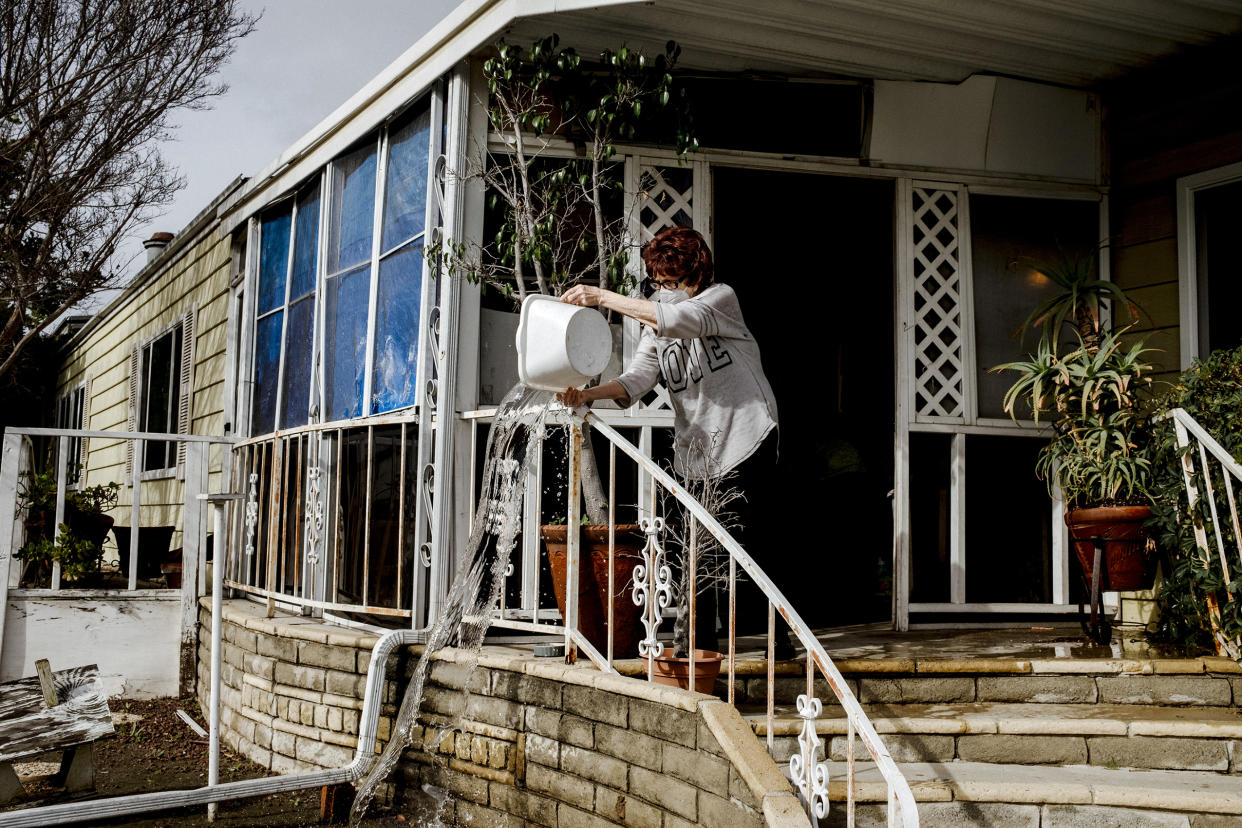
[53,225,234,549]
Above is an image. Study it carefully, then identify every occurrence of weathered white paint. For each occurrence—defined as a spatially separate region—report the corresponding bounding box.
[1,591,181,699]
[871,77,1099,182]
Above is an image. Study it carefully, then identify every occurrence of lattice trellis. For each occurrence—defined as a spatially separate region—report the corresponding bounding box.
[911,187,965,420]
[638,166,693,242]
[626,164,696,415]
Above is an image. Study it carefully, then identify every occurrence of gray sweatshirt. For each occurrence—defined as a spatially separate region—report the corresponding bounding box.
[614,283,778,480]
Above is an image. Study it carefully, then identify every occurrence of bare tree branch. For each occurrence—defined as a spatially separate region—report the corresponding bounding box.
[0,0,256,384]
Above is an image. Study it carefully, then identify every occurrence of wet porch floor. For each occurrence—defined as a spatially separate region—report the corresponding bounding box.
[482,622,1229,677]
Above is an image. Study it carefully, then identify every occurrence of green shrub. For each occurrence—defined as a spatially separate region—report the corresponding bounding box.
[1147,344,1242,654]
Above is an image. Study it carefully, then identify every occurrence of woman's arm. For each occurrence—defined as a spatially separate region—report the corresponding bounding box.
[556,380,628,408]
[561,285,658,329]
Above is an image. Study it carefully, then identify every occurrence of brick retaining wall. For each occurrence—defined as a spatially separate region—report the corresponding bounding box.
[198,600,807,826]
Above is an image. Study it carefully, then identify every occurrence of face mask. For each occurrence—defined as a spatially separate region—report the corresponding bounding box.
[659,288,688,302]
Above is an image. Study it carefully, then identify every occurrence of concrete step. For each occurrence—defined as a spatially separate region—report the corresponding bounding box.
[724,662,1242,707]
[816,761,1242,827]
[742,702,1242,772]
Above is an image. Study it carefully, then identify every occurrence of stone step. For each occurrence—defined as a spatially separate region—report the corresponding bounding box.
[743,702,1242,772]
[724,667,1242,707]
[815,761,1242,827]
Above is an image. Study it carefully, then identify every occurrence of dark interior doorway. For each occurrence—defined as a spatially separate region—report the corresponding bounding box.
[712,168,895,627]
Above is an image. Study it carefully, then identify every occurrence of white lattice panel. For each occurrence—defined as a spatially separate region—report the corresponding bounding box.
[638,166,694,242]
[911,187,965,420]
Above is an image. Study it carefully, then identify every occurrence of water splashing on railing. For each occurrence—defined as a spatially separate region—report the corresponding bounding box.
[350,384,553,822]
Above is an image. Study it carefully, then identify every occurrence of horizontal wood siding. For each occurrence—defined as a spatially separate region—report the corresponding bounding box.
[54,228,233,549]
[1108,41,1242,385]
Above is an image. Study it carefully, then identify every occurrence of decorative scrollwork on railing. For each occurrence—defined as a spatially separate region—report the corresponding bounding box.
[425,378,438,413]
[421,463,435,524]
[420,542,433,568]
[305,463,323,565]
[789,693,831,820]
[427,307,442,370]
[633,516,673,658]
[244,472,258,558]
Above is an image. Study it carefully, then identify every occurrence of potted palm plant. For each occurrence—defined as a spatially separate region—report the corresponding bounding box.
[994,250,1158,591]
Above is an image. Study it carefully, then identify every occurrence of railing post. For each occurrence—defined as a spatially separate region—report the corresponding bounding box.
[564,423,583,661]
[199,493,240,823]
[129,439,142,590]
[0,433,22,662]
[181,442,205,696]
[51,434,69,590]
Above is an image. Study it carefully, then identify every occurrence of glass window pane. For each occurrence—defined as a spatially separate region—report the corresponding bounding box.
[372,243,423,413]
[290,185,320,300]
[1195,180,1242,354]
[258,209,291,315]
[328,142,378,274]
[965,435,1053,603]
[325,265,371,420]
[382,108,430,250]
[970,195,1097,419]
[253,312,283,434]
[280,296,315,429]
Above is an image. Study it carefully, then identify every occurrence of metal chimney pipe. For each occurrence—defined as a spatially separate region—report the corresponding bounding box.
[142,232,174,264]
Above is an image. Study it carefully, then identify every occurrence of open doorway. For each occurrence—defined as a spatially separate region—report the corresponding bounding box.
[712,168,895,626]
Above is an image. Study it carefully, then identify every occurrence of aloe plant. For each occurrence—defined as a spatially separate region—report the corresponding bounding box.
[995,329,1155,508]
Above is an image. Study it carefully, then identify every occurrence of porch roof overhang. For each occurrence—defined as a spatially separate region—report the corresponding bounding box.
[217,0,1242,229]
[504,0,1242,88]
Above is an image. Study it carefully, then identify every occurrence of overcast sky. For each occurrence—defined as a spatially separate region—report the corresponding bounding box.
[113,0,461,282]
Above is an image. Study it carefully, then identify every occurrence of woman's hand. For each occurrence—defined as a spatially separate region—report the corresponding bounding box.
[557,387,591,408]
[561,285,607,307]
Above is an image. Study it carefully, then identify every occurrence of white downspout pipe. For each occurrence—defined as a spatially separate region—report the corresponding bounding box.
[0,603,425,826]
[201,494,236,821]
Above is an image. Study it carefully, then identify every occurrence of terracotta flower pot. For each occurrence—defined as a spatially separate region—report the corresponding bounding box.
[541,524,644,658]
[1065,505,1156,591]
[650,649,724,694]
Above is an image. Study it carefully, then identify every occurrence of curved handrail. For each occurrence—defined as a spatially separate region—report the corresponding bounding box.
[586,412,920,826]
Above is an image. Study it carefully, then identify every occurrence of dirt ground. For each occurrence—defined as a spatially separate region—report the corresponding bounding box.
[2,698,414,828]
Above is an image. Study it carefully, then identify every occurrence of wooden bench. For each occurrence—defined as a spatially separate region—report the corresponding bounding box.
[0,664,115,803]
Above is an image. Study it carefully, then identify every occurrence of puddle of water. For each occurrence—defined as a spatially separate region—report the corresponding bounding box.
[350,385,555,823]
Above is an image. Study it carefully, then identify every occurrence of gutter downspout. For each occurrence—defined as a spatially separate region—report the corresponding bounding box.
[0,609,422,827]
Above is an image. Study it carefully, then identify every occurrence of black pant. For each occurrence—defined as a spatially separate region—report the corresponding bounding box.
[680,430,782,648]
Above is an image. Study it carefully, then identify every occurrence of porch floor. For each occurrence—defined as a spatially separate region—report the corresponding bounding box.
[485,622,1229,676]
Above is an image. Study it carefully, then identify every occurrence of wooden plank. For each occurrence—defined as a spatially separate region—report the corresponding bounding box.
[34,660,56,707]
[0,665,114,763]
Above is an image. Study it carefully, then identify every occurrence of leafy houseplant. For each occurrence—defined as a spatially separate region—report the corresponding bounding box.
[436,34,696,524]
[16,467,120,584]
[440,35,698,660]
[994,249,1158,594]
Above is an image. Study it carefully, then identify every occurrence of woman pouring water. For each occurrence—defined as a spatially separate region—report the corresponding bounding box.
[556,225,793,658]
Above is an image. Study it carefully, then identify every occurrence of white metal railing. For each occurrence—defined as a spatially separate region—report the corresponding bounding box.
[473,406,918,826]
[1166,408,1242,659]
[0,426,234,695]
[227,413,434,624]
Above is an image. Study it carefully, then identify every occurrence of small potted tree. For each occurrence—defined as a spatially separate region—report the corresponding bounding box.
[994,250,1158,592]
[438,35,696,657]
[647,455,741,692]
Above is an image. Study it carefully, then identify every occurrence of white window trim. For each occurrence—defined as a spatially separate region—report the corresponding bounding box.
[56,380,88,489]
[135,317,186,481]
[1176,160,1242,369]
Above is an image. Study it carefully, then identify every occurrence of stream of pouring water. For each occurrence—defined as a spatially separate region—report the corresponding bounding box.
[350,384,556,823]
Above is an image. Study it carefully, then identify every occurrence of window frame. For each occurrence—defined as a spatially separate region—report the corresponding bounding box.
[1177,160,1242,369]
[136,319,183,480]
[250,179,323,434]
[244,93,439,438]
[55,381,87,487]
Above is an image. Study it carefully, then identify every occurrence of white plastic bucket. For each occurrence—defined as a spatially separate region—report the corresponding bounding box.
[515,294,612,391]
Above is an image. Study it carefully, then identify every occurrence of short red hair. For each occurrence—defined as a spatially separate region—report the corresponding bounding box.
[640,226,714,289]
